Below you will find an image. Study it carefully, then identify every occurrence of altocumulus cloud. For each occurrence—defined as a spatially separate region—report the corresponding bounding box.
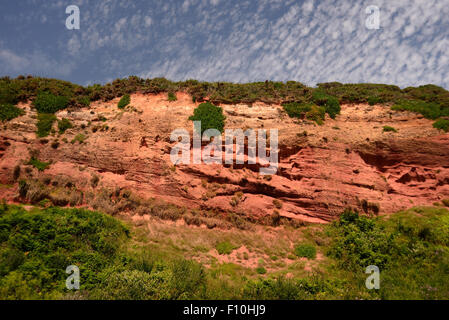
[0,0,448,88]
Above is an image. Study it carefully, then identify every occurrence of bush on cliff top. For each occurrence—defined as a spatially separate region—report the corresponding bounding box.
[189,102,226,135]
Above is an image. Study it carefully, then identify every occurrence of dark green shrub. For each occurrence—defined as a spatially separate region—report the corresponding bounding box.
[118,94,130,109]
[383,125,397,133]
[294,244,316,259]
[433,118,449,132]
[312,90,341,119]
[0,104,24,121]
[33,92,69,114]
[282,102,313,118]
[36,113,56,137]
[57,118,73,133]
[189,102,225,135]
[391,100,444,120]
[256,266,267,274]
[168,92,177,102]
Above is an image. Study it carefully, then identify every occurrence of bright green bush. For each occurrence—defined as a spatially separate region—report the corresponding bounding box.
[294,244,316,259]
[189,102,226,135]
[33,92,69,114]
[57,118,73,133]
[36,113,56,137]
[118,94,130,109]
[433,118,449,132]
[0,104,24,121]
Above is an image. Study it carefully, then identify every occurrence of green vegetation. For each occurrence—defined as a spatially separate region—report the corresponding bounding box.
[117,94,130,109]
[433,118,449,132]
[36,113,57,137]
[33,92,69,114]
[0,104,24,121]
[168,92,177,102]
[442,199,449,207]
[189,102,226,135]
[27,157,51,171]
[294,244,317,259]
[0,204,448,299]
[281,102,326,124]
[57,118,73,133]
[312,90,341,119]
[382,125,397,133]
[71,134,87,144]
[215,241,238,255]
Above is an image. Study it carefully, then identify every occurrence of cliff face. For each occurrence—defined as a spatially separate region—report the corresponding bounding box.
[1,92,448,224]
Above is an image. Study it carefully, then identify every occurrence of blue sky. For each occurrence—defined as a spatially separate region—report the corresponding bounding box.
[0,0,448,88]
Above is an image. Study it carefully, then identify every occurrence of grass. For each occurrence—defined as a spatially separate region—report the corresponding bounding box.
[168,92,177,102]
[0,104,24,121]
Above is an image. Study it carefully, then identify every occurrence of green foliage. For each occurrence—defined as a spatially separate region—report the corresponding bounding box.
[382,125,397,133]
[215,241,238,255]
[442,199,449,207]
[255,266,267,274]
[0,205,207,300]
[33,92,69,114]
[433,118,449,132]
[118,94,130,109]
[57,118,73,133]
[36,113,56,137]
[27,157,51,171]
[391,100,446,120]
[168,92,177,102]
[312,90,341,119]
[0,104,24,121]
[294,244,317,259]
[281,102,325,124]
[189,102,226,135]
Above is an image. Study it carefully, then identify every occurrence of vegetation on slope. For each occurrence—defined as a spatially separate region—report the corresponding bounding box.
[2,75,449,128]
[0,203,448,300]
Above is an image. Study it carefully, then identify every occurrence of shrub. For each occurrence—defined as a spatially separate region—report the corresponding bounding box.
[13,165,20,181]
[0,104,24,121]
[273,199,283,209]
[71,134,86,144]
[312,90,341,119]
[168,92,177,102]
[294,244,316,259]
[383,125,397,133]
[33,92,69,114]
[442,199,449,207]
[215,241,238,255]
[391,100,445,120]
[282,102,313,118]
[118,94,130,109]
[27,157,50,171]
[256,266,267,274]
[189,102,226,135]
[57,118,73,133]
[36,113,56,137]
[433,118,449,132]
